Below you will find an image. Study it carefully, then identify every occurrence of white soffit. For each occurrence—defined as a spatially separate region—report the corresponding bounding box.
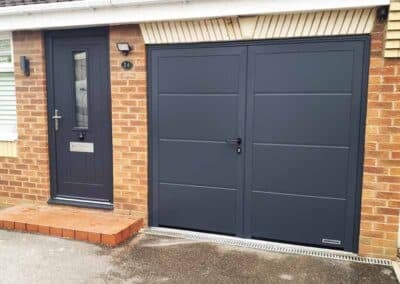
[140,8,377,44]
[0,0,388,31]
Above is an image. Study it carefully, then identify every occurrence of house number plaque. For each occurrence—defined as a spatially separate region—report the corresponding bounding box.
[121,60,133,70]
[70,142,94,153]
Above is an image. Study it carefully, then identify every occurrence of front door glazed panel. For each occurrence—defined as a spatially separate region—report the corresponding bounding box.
[47,29,112,203]
[73,51,89,129]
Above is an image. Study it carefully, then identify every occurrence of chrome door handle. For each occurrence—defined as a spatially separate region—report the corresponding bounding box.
[52,109,62,131]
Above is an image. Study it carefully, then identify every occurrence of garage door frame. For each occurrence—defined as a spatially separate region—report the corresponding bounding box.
[147,35,370,253]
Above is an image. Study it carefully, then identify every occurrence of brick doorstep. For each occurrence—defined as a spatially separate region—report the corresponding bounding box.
[0,205,143,246]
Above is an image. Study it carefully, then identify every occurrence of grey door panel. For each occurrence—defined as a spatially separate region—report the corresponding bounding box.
[252,45,355,93]
[253,145,349,198]
[251,192,345,248]
[158,95,238,140]
[149,37,369,252]
[157,50,243,94]
[46,28,113,204]
[253,94,352,145]
[159,183,237,234]
[159,140,239,188]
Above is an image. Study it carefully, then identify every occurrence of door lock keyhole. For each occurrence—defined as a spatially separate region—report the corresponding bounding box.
[78,131,85,141]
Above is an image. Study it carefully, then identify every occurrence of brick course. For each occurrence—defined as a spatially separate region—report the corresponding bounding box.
[0,22,399,259]
[0,31,50,205]
[109,25,148,221]
[359,21,400,259]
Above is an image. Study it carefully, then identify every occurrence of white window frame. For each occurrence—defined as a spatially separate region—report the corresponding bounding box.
[0,31,17,141]
[0,32,14,73]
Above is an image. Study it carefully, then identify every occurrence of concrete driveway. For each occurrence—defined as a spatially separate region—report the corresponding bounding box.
[0,230,398,284]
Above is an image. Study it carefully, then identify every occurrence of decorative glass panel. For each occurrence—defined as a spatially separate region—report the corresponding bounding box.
[73,51,88,128]
[0,38,12,66]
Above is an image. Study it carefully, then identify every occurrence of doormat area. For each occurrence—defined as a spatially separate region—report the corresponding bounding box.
[0,205,143,246]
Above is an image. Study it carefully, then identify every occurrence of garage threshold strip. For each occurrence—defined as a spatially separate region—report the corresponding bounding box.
[142,227,393,267]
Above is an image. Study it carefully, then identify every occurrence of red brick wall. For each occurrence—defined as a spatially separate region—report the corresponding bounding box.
[1,23,400,259]
[109,25,148,221]
[359,21,400,259]
[0,31,50,204]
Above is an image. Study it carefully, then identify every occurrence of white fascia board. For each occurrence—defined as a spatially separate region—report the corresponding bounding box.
[0,0,182,15]
[0,0,390,31]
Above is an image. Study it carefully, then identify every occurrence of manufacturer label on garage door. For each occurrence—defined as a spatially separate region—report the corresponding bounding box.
[322,239,341,245]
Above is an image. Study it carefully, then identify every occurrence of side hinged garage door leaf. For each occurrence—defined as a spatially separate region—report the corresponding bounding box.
[149,37,369,252]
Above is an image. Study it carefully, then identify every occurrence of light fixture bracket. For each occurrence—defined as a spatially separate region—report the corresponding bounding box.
[116,42,132,56]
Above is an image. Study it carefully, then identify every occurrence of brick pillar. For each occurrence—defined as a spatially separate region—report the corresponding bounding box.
[109,25,148,221]
[0,31,49,204]
[359,21,400,259]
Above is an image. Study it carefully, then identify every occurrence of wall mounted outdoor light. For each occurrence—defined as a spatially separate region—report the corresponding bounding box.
[20,56,30,77]
[377,6,388,21]
[116,42,132,56]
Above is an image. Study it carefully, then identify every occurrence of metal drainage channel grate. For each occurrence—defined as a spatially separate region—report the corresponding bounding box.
[142,227,392,267]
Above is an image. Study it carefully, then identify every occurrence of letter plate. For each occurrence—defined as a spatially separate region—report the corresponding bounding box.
[70,142,94,153]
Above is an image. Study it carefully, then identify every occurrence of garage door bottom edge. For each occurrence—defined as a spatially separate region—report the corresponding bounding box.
[141,227,392,266]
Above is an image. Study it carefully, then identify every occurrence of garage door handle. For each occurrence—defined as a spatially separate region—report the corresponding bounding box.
[226,138,242,154]
[225,137,242,146]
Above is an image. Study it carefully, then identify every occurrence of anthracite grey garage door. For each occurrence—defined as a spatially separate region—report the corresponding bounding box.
[149,37,369,252]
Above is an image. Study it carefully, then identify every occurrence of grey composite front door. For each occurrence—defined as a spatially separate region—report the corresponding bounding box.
[46,28,113,208]
[149,37,369,251]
